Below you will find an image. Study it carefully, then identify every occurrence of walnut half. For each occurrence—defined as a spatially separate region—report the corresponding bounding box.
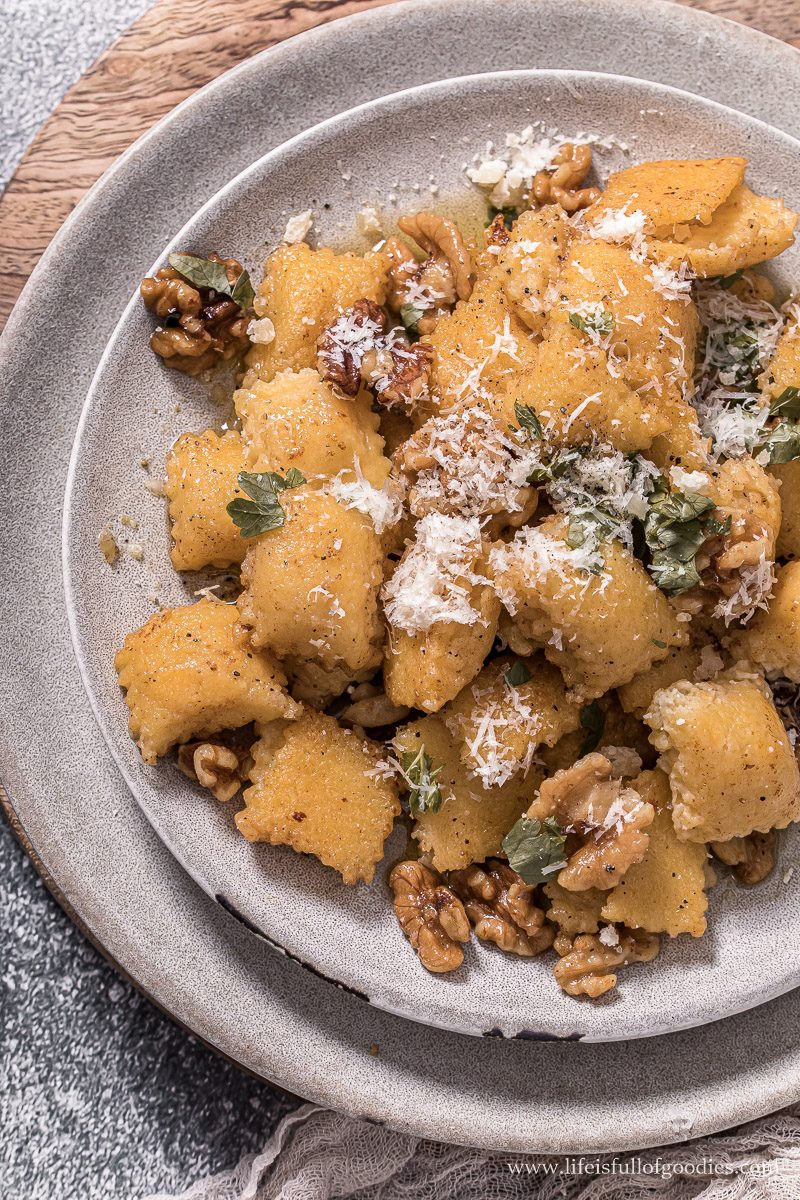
[389,861,470,973]
[141,254,251,376]
[532,144,601,213]
[528,754,655,892]
[178,741,252,803]
[450,859,555,957]
[711,830,776,885]
[553,928,660,998]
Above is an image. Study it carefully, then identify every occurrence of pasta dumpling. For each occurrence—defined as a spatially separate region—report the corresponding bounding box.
[394,716,535,873]
[237,710,400,884]
[600,769,709,937]
[237,487,384,674]
[490,515,686,698]
[115,598,299,763]
[443,654,581,787]
[234,367,390,485]
[244,242,387,383]
[729,561,800,681]
[164,429,248,571]
[645,675,800,842]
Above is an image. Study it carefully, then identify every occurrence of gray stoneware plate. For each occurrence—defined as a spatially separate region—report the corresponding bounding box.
[6,0,800,1153]
[65,68,800,1043]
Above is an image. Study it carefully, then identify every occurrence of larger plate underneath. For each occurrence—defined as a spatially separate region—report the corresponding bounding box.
[65,69,800,1042]
[5,0,800,1154]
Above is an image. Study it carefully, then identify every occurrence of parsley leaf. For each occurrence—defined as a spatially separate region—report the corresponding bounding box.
[569,309,614,338]
[226,469,306,538]
[400,302,425,335]
[642,483,729,595]
[770,387,800,421]
[400,745,443,817]
[512,402,543,439]
[504,661,532,687]
[168,252,255,310]
[761,420,800,464]
[578,701,605,756]
[487,204,518,230]
[503,816,567,885]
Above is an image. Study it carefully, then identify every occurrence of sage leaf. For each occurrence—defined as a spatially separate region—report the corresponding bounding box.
[578,701,605,756]
[503,815,567,885]
[400,302,425,334]
[642,484,727,596]
[513,402,543,439]
[769,387,800,421]
[762,420,800,464]
[569,309,614,338]
[504,661,532,687]
[400,745,443,816]
[168,252,254,311]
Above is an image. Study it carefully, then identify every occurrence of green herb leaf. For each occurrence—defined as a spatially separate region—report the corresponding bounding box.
[400,302,425,334]
[716,268,745,290]
[642,483,726,595]
[769,387,800,420]
[566,507,620,573]
[578,701,605,756]
[504,661,532,687]
[526,446,581,486]
[230,268,255,310]
[168,252,254,311]
[762,420,800,464]
[652,639,667,649]
[400,745,443,817]
[487,204,518,230]
[569,309,614,338]
[513,402,543,439]
[226,469,306,538]
[503,816,567,885]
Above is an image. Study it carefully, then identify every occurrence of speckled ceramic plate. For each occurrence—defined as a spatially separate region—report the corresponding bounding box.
[6,0,800,1152]
[64,67,800,1042]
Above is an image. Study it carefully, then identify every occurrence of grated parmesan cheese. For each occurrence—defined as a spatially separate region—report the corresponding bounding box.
[282,209,314,244]
[382,513,487,635]
[326,461,404,535]
[247,316,276,345]
[404,405,541,520]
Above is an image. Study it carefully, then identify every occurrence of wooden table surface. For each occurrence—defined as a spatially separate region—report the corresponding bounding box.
[0,0,799,331]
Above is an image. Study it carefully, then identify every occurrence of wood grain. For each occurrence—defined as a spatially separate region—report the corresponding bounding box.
[0,0,797,326]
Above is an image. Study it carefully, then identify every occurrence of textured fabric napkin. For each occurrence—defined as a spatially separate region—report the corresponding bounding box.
[142,1103,800,1199]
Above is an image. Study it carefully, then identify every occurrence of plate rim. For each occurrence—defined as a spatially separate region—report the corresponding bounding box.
[5,0,800,1154]
[63,64,800,1044]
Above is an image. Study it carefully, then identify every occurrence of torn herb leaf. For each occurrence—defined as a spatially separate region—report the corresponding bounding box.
[769,387,800,421]
[400,302,425,335]
[578,701,605,756]
[487,204,518,230]
[400,745,443,817]
[761,420,800,464]
[168,252,254,310]
[513,402,543,439]
[569,309,614,338]
[527,447,582,486]
[503,815,567,886]
[642,483,728,596]
[716,268,745,290]
[226,469,306,538]
[566,507,621,573]
[504,661,532,687]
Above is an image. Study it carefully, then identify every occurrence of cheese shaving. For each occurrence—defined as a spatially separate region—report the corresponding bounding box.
[382,513,487,635]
